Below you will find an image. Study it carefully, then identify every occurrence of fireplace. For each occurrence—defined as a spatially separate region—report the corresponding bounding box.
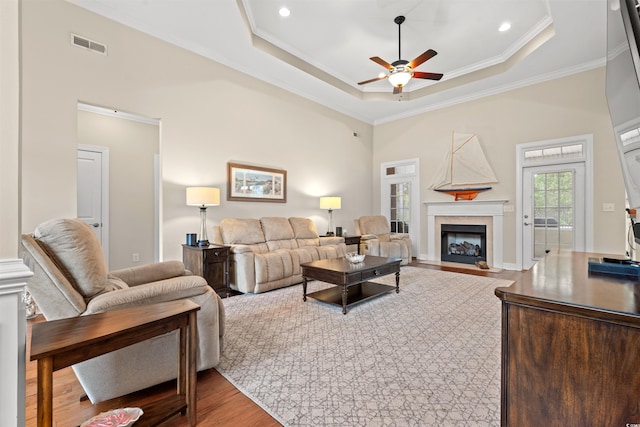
[425,200,506,269]
[441,224,487,265]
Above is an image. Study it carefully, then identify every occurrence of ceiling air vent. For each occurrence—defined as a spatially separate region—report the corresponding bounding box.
[71,33,107,55]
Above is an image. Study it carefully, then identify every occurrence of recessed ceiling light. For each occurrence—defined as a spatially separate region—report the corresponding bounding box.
[279,7,291,17]
[499,22,511,32]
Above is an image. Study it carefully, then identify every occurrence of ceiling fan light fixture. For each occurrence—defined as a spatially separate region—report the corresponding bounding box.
[357,15,443,93]
[388,69,412,87]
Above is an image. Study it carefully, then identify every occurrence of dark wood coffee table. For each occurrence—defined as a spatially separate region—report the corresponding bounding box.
[301,255,401,314]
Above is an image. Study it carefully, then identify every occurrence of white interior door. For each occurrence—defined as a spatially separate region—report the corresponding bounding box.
[77,146,109,265]
[522,162,585,268]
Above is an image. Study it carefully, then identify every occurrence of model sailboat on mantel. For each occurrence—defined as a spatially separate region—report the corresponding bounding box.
[430,132,498,201]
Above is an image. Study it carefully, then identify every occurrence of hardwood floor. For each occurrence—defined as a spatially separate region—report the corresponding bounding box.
[24,261,522,426]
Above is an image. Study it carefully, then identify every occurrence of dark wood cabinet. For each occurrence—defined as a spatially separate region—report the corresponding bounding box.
[343,235,361,253]
[495,251,640,426]
[182,244,230,296]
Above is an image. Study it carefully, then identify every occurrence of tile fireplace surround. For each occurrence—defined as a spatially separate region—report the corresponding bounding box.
[425,200,507,269]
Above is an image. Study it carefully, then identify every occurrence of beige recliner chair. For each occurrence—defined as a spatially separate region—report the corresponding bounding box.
[354,215,412,265]
[21,218,225,403]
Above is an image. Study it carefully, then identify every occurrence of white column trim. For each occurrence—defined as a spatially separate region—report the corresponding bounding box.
[0,259,33,427]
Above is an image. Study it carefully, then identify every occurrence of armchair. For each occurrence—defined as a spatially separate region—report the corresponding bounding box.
[354,215,412,265]
[21,218,225,403]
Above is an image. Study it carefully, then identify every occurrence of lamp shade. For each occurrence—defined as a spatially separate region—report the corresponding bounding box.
[319,196,341,210]
[186,187,220,207]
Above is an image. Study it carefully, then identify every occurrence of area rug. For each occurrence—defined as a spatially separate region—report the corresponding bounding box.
[216,267,512,426]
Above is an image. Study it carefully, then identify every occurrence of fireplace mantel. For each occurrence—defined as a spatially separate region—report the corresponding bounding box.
[424,200,507,268]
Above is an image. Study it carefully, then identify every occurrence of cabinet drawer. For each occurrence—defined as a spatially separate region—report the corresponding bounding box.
[204,247,229,261]
[361,264,397,281]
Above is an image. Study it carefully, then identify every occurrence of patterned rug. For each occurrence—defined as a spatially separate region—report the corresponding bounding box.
[216,267,512,426]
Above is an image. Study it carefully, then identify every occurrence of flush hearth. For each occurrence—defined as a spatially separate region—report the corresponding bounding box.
[441,224,487,265]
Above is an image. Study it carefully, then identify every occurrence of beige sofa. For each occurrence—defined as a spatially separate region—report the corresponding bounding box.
[212,217,347,293]
[21,218,224,403]
[354,215,412,265]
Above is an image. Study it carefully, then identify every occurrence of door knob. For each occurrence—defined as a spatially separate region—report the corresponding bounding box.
[91,223,100,227]
[524,222,531,226]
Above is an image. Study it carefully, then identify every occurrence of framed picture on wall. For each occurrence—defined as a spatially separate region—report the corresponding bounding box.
[227,162,287,203]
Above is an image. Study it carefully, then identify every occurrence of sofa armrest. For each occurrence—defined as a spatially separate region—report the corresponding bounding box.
[85,275,210,314]
[228,244,254,254]
[110,260,188,287]
[390,233,410,241]
[360,238,380,256]
[319,236,344,246]
[360,234,378,241]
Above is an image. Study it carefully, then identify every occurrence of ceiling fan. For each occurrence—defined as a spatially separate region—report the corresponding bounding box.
[358,15,443,94]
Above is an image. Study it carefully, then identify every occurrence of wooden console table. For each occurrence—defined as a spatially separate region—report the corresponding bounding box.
[30,300,200,427]
[495,251,640,426]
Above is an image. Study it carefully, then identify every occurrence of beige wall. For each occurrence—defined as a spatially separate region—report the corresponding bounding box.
[0,0,20,258]
[21,0,374,262]
[374,68,626,264]
[77,110,159,269]
[18,0,629,268]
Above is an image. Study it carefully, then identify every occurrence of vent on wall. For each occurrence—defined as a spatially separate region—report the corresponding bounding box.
[71,33,107,55]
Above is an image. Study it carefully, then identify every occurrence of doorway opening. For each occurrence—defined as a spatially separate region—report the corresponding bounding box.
[381,158,420,257]
[77,103,161,269]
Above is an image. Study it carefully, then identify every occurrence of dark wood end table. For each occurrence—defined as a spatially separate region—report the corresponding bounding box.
[301,255,401,314]
[183,244,230,297]
[343,235,362,253]
[30,300,200,427]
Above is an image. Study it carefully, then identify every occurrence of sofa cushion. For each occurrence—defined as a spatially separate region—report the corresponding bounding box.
[254,250,294,284]
[260,217,295,240]
[220,218,265,245]
[266,239,298,251]
[291,247,320,264]
[317,245,346,260]
[289,217,319,239]
[358,216,391,236]
[34,218,111,299]
[261,217,297,251]
[289,217,321,247]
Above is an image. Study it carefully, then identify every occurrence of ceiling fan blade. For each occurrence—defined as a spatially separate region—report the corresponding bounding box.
[409,49,437,69]
[370,56,394,70]
[413,71,444,81]
[393,85,403,94]
[358,76,388,85]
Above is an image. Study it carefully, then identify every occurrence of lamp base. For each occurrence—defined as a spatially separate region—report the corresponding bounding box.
[197,239,210,247]
[325,232,335,236]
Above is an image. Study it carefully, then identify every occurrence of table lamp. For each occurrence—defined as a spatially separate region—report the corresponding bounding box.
[320,196,341,236]
[186,187,220,246]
